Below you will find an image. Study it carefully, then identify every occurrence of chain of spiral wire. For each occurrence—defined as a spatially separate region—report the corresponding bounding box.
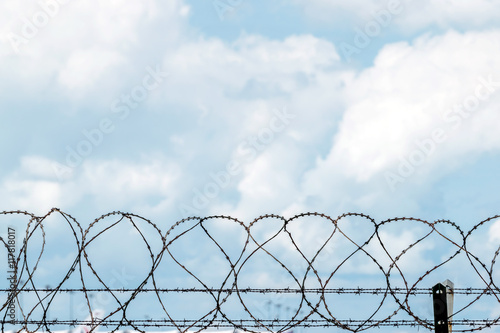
[1,209,500,333]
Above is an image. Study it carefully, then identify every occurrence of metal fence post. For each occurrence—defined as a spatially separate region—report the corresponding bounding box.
[433,280,454,333]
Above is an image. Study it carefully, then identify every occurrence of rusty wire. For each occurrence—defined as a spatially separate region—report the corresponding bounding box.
[1,209,500,332]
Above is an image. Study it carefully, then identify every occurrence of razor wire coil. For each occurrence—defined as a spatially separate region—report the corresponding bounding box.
[1,209,500,332]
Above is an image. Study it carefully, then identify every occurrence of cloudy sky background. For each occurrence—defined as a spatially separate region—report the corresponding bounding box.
[1,0,500,332]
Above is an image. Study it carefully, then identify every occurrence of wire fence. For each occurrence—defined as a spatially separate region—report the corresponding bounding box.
[1,209,500,332]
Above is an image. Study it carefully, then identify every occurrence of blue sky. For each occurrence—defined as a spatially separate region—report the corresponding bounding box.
[1,0,500,332]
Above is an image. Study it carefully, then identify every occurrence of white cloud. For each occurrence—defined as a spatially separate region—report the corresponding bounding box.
[400,0,500,30]
[20,155,60,179]
[0,0,188,101]
[303,29,500,199]
[0,0,184,52]
[221,144,305,219]
[200,30,500,221]
[2,25,348,221]
[57,47,126,92]
[2,179,62,213]
[159,33,346,219]
[161,34,341,112]
[0,155,180,215]
[296,0,500,31]
[489,219,500,244]
[80,157,181,209]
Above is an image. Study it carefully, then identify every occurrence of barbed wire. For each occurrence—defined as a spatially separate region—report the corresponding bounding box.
[5,318,500,329]
[1,209,500,332]
[3,287,499,295]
